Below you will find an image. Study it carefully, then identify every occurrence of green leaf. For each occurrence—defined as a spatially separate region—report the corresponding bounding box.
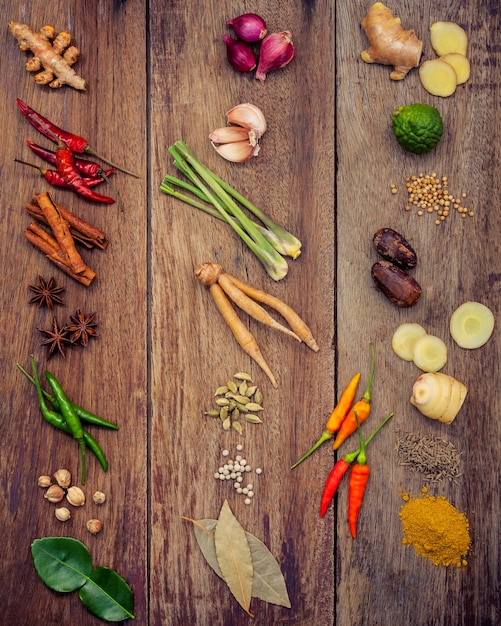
[78,566,135,622]
[31,537,92,592]
[214,500,254,617]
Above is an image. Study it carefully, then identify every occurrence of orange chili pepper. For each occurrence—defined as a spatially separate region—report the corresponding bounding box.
[348,412,370,538]
[332,343,375,451]
[291,371,361,469]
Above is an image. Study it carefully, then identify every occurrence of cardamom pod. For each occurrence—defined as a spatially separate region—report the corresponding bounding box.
[215,398,230,407]
[227,380,238,394]
[245,414,263,424]
[246,402,264,411]
[234,372,253,382]
[253,389,263,405]
[238,381,248,395]
[214,385,229,396]
[222,416,232,430]
[234,394,250,404]
[205,410,220,418]
[232,421,243,434]
[245,385,257,397]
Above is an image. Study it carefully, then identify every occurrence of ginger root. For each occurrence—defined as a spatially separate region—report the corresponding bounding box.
[360,3,423,80]
[8,22,86,90]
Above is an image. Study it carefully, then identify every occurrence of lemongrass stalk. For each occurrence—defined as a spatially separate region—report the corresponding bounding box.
[210,172,302,259]
[169,143,288,281]
[161,176,287,250]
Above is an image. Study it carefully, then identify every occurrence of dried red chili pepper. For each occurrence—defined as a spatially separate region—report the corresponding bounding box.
[26,140,115,178]
[17,98,138,177]
[54,144,116,203]
[15,158,113,189]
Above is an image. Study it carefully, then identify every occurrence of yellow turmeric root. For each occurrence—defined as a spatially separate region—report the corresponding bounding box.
[360,2,423,80]
[8,22,86,90]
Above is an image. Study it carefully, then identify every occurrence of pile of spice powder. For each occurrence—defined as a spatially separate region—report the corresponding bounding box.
[399,489,471,567]
[395,431,462,482]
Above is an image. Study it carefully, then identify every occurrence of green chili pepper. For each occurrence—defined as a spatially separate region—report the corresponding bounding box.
[35,406,108,472]
[17,363,118,430]
[44,369,87,485]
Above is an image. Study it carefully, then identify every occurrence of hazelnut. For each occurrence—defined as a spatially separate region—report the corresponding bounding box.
[86,519,103,535]
[66,486,86,507]
[38,475,52,488]
[55,507,71,522]
[92,491,106,505]
[53,469,71,489]
[44,484,65,503]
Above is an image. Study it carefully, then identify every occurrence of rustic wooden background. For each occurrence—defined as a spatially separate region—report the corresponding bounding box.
[0,1,499,625]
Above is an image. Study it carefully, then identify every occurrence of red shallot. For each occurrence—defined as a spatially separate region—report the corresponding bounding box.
[256,31,296,82]
[222,35,256,73]
[227,13,267,43]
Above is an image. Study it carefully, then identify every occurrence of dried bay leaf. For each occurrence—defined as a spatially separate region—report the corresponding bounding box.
[246,533,291,608]
[186,517,291,608]
[214,500,254,616]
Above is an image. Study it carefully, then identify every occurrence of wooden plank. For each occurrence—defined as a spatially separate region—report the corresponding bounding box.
[149,1,335,624]
[1,1,148,624]
[336,2,500,625]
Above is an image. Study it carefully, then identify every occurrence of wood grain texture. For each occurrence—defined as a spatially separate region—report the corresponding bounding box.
[0,1,499,625]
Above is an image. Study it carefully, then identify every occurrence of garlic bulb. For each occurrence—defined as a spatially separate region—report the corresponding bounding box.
[210,103,266,163]
[410,372,467,424]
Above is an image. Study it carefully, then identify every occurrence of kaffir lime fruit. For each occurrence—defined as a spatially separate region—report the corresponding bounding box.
[392,104,444,154]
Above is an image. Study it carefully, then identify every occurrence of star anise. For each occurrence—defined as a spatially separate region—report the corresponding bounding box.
[28,276,65,309]
[38,317,70,358]
[67,309,98,346]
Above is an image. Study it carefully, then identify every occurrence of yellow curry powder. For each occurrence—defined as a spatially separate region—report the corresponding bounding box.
[399,492,471,567]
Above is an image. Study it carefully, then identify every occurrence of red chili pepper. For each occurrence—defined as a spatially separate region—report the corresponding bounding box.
[26,140,115,178]
[347,411,371,539]
[55,145,116,203]
[15,158,114,189]
[17,98,139,177]
[319,412,393,518]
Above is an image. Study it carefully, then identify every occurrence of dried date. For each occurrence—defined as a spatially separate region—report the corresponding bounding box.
[371,261,422,307]
[373,227,417,269]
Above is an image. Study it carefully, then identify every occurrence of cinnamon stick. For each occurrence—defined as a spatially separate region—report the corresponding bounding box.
[25,223,96,287]
[34,192,87,275]
[26,199,108,249]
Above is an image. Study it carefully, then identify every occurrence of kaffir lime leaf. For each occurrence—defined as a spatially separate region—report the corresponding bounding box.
[392,104,444,154]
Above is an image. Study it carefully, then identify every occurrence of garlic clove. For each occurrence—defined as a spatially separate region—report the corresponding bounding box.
[226,103,267,138]
[209,126,253,145]
[211,139,260,163]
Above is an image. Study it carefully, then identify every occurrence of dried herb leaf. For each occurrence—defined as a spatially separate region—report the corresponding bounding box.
[246,533,291,608]
[188,518,291,608]
[214,500,254,617]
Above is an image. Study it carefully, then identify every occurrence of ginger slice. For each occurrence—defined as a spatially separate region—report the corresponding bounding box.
[441,53,471,85]
[412,334,448,373]
[430,21,468,57]
[391,323,427,361]
[419,59,457,97]
[360,2,423,80]
[450,301,495,349]
[8,21,86,90]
